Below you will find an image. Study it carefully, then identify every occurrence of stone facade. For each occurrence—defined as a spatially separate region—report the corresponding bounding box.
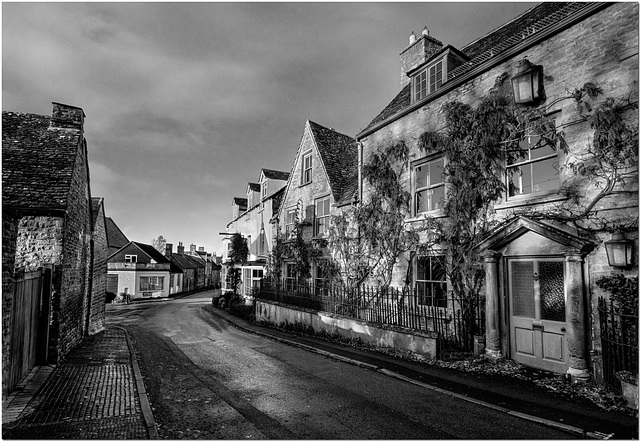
[90,198,108,335]
[2,212,18,397]
[2,102,99,379]
[357,3,638,380]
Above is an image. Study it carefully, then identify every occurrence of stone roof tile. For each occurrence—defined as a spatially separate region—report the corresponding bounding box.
[307,121,358,203]
[2,111,83,210]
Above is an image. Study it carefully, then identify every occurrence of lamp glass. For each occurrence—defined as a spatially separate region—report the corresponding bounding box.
[514,75,533,102]
[605,239,632,267]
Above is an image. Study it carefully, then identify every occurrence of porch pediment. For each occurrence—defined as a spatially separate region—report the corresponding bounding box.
[476,216,596,256]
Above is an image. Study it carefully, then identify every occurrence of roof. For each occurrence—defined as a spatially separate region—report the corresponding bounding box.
[307,120,358,203]
[233,197,248,207]
[133,241,171,264]
[247,182,260,192]
[170,253,204,269]
[106,217,129,250]
[360,2,596,135]
[2,111,83,210]
[91,197,103,228]
[261,168,290,181]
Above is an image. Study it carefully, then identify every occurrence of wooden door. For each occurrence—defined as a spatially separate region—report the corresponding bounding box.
[508,258,568,373]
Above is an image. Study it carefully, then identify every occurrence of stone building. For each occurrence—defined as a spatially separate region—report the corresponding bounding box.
[222,169,290,297]
[275,120,358,287]
[2,102,102,395]
[89,197,108,334]
[356,3,638,380]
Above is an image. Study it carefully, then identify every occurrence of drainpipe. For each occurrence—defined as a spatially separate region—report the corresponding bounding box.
[84,238,94,336]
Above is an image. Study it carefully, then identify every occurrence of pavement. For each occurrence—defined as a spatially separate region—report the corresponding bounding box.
[3,292,638,440]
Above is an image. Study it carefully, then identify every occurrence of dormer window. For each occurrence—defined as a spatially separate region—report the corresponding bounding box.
[413,58,443,102]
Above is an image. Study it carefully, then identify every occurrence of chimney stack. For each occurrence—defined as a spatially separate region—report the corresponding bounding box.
[199,246,205,252]
[190,243,196,254]
[399,27,443,88]
[50,102,85,131]
[165,243,173,258]
[177,241,184,254]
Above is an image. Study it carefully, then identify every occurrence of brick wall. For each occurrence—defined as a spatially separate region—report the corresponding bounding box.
[90,203,108,334]
[2,212,18,398]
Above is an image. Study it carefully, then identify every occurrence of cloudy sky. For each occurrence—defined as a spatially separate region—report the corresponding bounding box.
[3,2,536,255]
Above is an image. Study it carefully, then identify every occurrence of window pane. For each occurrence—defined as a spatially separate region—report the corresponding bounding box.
[530,140,556,160]
[415,164,428,189]
[532,157,559,193]
[416,189,429,213]
[539,261,565,322]
[431,256,446,281]
[430,158,444,185]
[512,261,535,318]
[323,198,330,215]
[431,185,444,211]
[417,257,428,280]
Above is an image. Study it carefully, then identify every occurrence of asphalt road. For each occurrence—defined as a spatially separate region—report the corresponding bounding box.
[107,290,578,439]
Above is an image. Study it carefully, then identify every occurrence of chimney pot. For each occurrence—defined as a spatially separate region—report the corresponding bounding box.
[409,31,416,44]
[422,26,429,36]
[165,243,173,257]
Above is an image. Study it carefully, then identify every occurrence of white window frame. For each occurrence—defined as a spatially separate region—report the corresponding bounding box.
[413,156,445,215]
[302,152,312,185]
[140,276,164,291]
[315,196,331,236]
[412,57,444,102]
[506,116,560,201]
[285,209,296,239]
[125,254,137,263]
[261,181,267,210]
[415,255,447,307]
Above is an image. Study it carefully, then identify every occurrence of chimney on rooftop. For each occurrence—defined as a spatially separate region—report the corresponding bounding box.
[177,242,184,254]
[199,247,205,252]
[50,102,85,131]
[165,243,173,258]
[399,26,443,88]
[190,244,196,254]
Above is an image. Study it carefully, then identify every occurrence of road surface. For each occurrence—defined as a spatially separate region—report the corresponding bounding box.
[107,290,577,439]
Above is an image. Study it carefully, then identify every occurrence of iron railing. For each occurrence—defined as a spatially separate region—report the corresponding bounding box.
[257,278,485,351]
[598,296,638,390]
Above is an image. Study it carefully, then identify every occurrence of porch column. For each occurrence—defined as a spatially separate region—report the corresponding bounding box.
[482,251,502,358]
[565,253,590,382]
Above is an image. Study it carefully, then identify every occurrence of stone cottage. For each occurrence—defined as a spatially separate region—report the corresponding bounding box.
[2,102,102,395]
[356,3,638,381]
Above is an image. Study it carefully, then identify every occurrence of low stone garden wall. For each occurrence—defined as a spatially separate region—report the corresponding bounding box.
[255,299,440,359]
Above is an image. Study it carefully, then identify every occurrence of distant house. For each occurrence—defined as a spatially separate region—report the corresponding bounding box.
[222,168,290,297]
[105,217,129,254]
[104,217,129,300]
[163,244,184,295]
[2,102,102,395]
[107,241,171,300]
[168,242,202,293]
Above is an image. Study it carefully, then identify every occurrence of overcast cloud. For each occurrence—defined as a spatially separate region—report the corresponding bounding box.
[3,2,536,254]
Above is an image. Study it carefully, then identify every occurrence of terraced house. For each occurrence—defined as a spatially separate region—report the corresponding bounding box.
[222,169,290,297]
[356,2,638,383]
[275,120,358,288]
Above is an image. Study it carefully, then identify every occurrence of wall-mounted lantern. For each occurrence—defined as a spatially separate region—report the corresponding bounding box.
[604,232,634,267]
[511,59,543,104]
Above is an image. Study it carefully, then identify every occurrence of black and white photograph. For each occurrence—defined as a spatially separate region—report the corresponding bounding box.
[2,1,638,439]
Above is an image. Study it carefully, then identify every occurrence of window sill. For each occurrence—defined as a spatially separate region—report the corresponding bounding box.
[299,181,312,188]
[494,192,569,211]
[405,210,447,223]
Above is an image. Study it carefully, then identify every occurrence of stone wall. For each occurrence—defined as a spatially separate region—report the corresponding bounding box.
[256,299,439,359]
[90,203,108,334]
[2,212,18,398]
[56,140,92,361]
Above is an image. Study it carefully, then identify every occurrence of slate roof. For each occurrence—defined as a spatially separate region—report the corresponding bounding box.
[106,217,129,250]
[262,168,290,181]
[247,182,260,192]
[2,111,83,210]
[233,197,248,207]
[308,121,358,203]
[360,2,595,134]
[91,198,103,228]
[133,241,171,264]
[170,253,204,270]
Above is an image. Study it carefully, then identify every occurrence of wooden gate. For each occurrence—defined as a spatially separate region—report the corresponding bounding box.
[8,267,52,394]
